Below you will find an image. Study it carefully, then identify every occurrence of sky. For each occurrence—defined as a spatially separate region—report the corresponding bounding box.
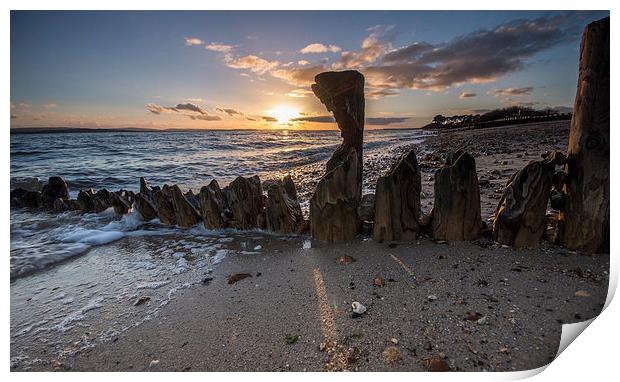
[10,10,609,130]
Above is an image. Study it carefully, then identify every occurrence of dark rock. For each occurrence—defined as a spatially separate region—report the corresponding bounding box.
[357,193,375,222]
[76,190,95,212]
[11,177,43,192]
[373,149,423,242]
[227,273,252,284]
[110,190,133,215]
[134,192,158,220]
[184,189,200,210]
[265,176,304,234]
[76,189,111,213]
[133,296,150,306]
[198,180,228,229]
[153,185,176,225]
[226,175,264,230]
[21,191,42,209]
[139,177,154,197]
[53,198,69,212]
[170,185,200,228]
[41,176,69,208]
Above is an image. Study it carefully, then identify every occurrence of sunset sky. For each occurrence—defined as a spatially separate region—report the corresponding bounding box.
[10,10,609,130]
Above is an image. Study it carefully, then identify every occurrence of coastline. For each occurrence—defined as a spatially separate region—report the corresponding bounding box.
[10,120,608,372]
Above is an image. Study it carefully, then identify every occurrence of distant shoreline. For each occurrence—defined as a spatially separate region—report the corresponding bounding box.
[10,126,425,135]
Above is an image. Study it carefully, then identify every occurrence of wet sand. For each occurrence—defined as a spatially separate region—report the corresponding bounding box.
[52,239,608,372]
[12,120,608,372]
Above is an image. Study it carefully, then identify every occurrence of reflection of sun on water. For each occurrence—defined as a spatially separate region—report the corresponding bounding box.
[270,105,299,123]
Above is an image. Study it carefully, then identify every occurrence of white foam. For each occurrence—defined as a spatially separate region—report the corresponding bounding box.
[53,297,104,332]
[136,280,171,290]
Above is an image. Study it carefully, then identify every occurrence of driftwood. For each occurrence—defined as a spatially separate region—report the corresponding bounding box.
[431,151,482,241]
[310,71,365,242]
[558,17,610,253]
[493,152,565,247]
[373,149,423,242]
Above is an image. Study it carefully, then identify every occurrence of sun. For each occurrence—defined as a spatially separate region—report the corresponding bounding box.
[270,105,299,123]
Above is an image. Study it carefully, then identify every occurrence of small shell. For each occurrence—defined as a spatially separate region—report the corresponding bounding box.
[351,301,367,314]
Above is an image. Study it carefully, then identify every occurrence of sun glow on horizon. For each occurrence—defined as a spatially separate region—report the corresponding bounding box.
[270,105,300,124]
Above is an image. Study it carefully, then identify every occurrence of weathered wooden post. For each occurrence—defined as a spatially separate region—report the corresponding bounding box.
[309,71,365,242]
[373,149,423,242]
[557,17,609,253]
[431,151,483,241]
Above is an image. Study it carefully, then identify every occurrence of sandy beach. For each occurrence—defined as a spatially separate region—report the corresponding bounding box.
[10,121,609,372]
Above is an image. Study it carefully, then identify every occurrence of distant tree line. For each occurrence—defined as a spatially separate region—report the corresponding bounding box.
[422,106,572,130]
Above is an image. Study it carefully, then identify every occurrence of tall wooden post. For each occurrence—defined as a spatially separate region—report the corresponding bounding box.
[558,17,609,253]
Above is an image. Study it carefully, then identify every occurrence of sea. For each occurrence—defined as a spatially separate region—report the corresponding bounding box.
[9,128,428,369]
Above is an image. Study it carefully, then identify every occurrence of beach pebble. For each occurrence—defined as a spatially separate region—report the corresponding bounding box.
[133,296,150,306]
[476,316,488,325]
[336,255,356,265]
[351,301,367,316]
[373,277,386,287]
[427,295,438,301]
[149,360,160,367]
[383,346,403,363]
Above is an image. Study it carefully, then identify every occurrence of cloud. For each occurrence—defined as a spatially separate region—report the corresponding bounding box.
[185,37,204,46]
[361,14,582,92]
[210,13,584,99]
[261,116,277,122]
[146,102,220,121]
[146,103,166,115]
[490,87,534,96]
[366,88,400,99]
[216,107,244,116]
[459,91,477,99]
[185,98,206,103]
[284,88,314,98]
[270,64,326,86]
[337,25,396,69]
[206,43,234,53]
[291,115,335,123]
[300,43,342,54]
[382,42,434,64]
[43,103,58,108]
[189,114,222,121]
[172,103,207,114]
[225,55,278,74]
[366,117,410,125]
[292,115,409,125]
